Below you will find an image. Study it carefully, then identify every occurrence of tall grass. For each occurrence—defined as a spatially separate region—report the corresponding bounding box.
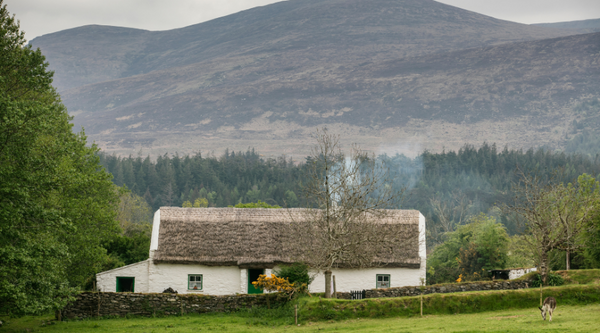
[300,285,600,321]
[555,269,600,285]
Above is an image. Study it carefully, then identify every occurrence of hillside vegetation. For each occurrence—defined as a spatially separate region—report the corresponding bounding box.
[28,0,597,157]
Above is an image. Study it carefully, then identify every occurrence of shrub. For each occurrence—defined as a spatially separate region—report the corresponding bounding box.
[274,263,313,286]
[529,272,565,287]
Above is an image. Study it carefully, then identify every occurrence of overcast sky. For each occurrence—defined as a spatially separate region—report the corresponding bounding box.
[7,0,600,42]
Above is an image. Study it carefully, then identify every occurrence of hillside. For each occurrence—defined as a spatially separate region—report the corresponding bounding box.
[534,18,600,34]
[29,0,592,158]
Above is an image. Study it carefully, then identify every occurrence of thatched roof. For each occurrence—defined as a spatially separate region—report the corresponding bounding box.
[152,207,422,268]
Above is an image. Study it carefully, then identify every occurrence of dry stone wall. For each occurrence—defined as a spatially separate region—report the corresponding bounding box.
[63,280,532,319]
[62,292,286,319]
[336,280,531,299]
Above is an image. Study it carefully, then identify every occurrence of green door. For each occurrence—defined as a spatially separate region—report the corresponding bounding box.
[116,277,135,292]
[248,269,264,294]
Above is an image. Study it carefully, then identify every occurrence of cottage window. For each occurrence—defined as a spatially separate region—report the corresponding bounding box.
[376,274,390,288]
[188,274,203,290]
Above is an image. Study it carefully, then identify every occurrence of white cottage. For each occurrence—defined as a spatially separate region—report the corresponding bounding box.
[96,207,426,295]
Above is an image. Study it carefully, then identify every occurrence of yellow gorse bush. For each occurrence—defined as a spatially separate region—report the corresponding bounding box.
[252,274,295,292]
[251,274,310,299]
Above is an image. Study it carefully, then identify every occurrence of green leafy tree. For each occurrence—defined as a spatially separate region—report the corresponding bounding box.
[194,197,209,207]
[0,1,119,315]
[505,234,536,268]
[284,190,299,207]
[230,200,281,208]
[503,172,599,283]
[274,263,313,286]
[103,189,153,267]
[582,211,600,268]
[427,214,509,284]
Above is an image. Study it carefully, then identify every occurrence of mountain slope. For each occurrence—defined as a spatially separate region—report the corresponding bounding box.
[32,0,570,92]
[534,18,600,34]
[28,0,596,157]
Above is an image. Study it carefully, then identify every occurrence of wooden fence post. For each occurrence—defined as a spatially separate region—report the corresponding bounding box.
[333,275,337,299]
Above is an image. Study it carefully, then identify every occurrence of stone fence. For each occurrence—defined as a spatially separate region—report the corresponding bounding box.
[62,292,287,319]
[63,280,531,319]
[336,279,531,299]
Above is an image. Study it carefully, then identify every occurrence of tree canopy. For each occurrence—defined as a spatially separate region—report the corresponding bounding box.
[427,214,509,284]
[502,172,600,282]
[0,1,119,314]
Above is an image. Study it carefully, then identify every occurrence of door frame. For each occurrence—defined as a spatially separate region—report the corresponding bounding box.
[247,269,264,294]
[116,276,135,292]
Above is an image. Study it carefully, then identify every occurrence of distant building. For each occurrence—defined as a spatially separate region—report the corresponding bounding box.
[96,207,426,295]
[490,267,537,280]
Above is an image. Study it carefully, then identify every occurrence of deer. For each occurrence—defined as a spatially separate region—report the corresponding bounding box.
[539,296,557,321]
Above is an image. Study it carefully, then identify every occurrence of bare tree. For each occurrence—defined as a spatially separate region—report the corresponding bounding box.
[429,190,471,244]
[502,171,598,283]
[292,129,403,298]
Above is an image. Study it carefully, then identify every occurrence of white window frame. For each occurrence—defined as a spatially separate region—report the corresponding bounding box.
[188,274,203,290]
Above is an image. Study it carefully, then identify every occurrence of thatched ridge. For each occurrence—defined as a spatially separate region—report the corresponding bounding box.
[152,207,421,268]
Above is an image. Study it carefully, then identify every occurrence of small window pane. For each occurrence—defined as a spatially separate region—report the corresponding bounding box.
[376,275,390,288]
[188,275,202,290]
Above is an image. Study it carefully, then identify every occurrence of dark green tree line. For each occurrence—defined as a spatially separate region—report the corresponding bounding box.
[100,143,600,241]
[99,149,304,211]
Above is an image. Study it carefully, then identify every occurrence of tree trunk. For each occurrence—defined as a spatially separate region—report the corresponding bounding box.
[324,270,332,298]
[540,250,549,285]
[566,248,570,270]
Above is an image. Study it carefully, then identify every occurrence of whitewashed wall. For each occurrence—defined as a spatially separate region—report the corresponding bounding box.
[147,263,241,294]
[418,212,427,284]
[149,209,161,253]
[96,260,150,293]
[240,269,248,294]
[97,260,243,295]
[97,261,426,295]
[509,267,537,280]
[304,266,425,293]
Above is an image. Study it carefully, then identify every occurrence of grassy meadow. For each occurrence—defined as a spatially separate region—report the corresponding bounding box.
[2,304,600,332]
[3,273,599,332]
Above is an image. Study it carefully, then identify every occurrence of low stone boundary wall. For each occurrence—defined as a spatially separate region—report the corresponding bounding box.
[62,292,286,319]
[335,280,531,299]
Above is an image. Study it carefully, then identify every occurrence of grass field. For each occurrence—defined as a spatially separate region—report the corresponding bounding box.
[2,303,600,332]
[3,271,599,332]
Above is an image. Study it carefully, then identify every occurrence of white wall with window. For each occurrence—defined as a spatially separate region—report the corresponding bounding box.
[306,266,425,293]
[96,259,150,293]
[147,263,241,294]
[97,261,243,294]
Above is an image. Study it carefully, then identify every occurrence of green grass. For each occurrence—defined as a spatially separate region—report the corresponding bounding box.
[555,269,600,285]
[300,285,600,321]
[3,279,600,332]
[2,304,600,332]
[517,269,600,286]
